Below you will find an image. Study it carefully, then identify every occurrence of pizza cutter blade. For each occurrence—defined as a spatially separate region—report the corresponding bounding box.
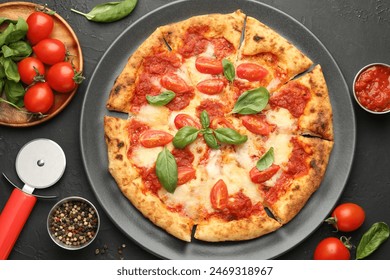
[0,139,66,260]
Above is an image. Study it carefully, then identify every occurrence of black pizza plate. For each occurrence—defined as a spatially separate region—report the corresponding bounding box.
[80,0,356,259]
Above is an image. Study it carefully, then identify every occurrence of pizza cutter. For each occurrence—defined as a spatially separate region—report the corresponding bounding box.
[0,139,66,260]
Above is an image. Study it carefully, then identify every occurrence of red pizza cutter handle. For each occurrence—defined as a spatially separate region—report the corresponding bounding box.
[0,188,37,260]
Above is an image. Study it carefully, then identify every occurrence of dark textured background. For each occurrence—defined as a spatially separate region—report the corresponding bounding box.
[0,0,389,260]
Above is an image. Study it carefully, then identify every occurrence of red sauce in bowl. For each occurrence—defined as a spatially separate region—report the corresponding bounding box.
[354,64,390,113]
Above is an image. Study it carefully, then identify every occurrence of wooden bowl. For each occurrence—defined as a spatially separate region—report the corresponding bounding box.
[0,2,83,127]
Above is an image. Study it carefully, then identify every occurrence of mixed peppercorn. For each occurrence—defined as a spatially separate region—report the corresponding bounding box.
[48,199,99,248]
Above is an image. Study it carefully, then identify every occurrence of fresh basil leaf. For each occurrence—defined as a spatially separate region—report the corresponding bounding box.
[0,64,5,79]
[222,58,235,82]
[0,18,28,47]
[200,110,210,129]
[173,126,199,149]
[155,147,178,193]
[232,87,270,115]
[71,0,138,23]
[1,57,20,82]
[2,41,32,61]
[256,147,275,171]
[0,79,4,93]
[0,18,18,26]
[356,222,389,260]
[146,90,175,106]
[204,133,220,149]
[4,80,25,107]
[214,128,247,145]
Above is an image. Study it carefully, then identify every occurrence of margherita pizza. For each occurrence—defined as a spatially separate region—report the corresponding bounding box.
[104,10,334,242]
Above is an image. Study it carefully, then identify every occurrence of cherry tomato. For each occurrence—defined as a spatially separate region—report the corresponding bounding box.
[196,79,225,95]
[177,166,196,185]
[210,179,228,210]
[249,165,280,184]
[139,130,173,148]
[26,11,54,45]
[17,57,45,85]
[160,74,190,94]
[195,57,223,75]
[241,115,275,135]
[236,63,268,82]
[314,237,351,260]
[174,114,201,129]
[210,117,234,129]
[33,38,66,65]
[23,82,54,114]
[327,203,365,232]
[46,62,79,93]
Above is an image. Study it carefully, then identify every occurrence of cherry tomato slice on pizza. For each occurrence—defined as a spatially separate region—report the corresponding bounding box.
[139,130,173,148]
[160,74,190,94]
[249,165,280,184]
[241,115,275,136]
[236,63,268,82]
[177,166,196,185]
[210,179,228,210]
[195,57,223,75]
[196,79,225,95]
[210,117,234,129]
[174,114,201,129]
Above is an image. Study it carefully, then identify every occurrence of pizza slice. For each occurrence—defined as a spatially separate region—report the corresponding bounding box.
[267,65,333,140]
[104,115,195,241]
[235,16,313,93]
[106,27,194,114]
[260,135,334,224]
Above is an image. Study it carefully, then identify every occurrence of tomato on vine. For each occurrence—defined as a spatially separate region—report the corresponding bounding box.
[24,82,54,114]
[17,57,45,85]
[26,11,54,45]
[46,62,84,93]
[326,202,365,232]
[33,38,66,65]
[314,237,351,260]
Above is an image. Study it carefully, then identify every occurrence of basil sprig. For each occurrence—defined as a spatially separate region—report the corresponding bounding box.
[356,222,389,260]
[155,147,178,193]
[146,90,175,106]
[232,87,270,115]
[256,147,275,171]
[172,110,247,149]
[222,58,235,82]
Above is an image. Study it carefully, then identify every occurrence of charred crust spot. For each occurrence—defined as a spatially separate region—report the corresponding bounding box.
[310,159,317,169]
[310,108,316,113]
[253,35,264,42]
[113,85,122,94]
[117,141,124,148]
[292,184,300,191]
[115,154,123,161]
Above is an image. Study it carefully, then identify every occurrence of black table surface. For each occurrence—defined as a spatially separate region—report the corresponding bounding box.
[1,0,389,260]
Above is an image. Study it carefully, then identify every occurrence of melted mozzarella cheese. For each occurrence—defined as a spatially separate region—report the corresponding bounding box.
[265,132,292,166]
[132,146,163,168]
[137,104,170,130]
[234,140,257,170]
[266,107,296,133]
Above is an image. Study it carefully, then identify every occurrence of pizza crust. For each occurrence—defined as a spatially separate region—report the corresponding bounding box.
[298,65,334,140]
[160,10,245,54]
[195,210,281,242]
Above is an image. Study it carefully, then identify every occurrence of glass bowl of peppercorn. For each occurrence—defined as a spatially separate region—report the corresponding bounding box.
[47,196,100,250]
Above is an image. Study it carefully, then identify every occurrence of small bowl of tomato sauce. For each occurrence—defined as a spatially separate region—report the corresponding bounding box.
[353,63,390,114]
